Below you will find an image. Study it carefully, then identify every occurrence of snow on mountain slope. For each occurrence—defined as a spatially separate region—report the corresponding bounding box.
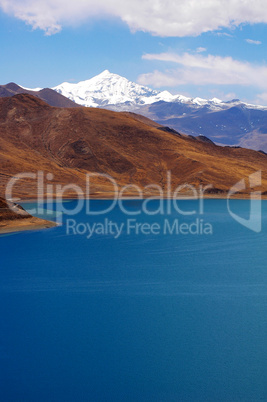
[53,70,160,107]
[20,85,42,91]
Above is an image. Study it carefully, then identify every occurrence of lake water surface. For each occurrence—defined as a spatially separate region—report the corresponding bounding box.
[1,199,267,401]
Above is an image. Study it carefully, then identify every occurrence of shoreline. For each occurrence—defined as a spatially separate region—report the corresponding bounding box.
[0,217,57,235]
[16,193,267,203]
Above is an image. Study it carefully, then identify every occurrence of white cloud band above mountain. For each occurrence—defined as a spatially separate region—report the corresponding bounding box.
[246,39,262,45]
[1,0,267,36]
[138,52,267,88]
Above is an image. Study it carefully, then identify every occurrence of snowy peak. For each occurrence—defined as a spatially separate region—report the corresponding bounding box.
[210,97,222,104]
[98,69,111,77]
[53,70,158,108]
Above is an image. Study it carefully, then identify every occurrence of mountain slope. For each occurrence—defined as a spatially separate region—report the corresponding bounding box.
[0,82,80,108]
[0,94,266,200]
[133,100,267,152]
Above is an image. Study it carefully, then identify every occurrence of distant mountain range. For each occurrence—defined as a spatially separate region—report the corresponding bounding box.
[1,71,267,152]
[1,94,266,200]
[53,70,267,152]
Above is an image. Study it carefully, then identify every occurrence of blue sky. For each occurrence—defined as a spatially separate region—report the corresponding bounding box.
[0,0,267,104]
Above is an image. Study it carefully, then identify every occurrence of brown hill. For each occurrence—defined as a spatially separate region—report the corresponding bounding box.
[0,196,56,233]
[0,82,80,108]
[0,196,28,220]
[0,93,266,200]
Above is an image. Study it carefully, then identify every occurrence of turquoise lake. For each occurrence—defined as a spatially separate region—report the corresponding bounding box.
[1,199,267,401]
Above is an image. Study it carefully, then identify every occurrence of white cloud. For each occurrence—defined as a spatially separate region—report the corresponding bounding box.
[209,90,238,101]
[220,92,238,101]
[1,0,267,36]
[196,47,207,53]
[216,32,233,37]
[246,39,262,45]
[255,92,267,105]
[138,52,267,88]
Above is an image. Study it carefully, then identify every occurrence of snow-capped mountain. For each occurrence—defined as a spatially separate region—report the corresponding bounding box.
[52,70,226,109]
[53,70,267,113]
[53,70,159,107]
